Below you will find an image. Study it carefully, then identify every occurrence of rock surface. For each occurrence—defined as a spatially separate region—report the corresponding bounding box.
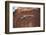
[13,7,40,28]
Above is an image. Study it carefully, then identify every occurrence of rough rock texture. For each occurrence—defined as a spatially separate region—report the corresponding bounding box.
[13,7,40,28]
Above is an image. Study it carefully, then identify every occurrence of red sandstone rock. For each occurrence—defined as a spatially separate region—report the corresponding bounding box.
[13,7,40,28]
